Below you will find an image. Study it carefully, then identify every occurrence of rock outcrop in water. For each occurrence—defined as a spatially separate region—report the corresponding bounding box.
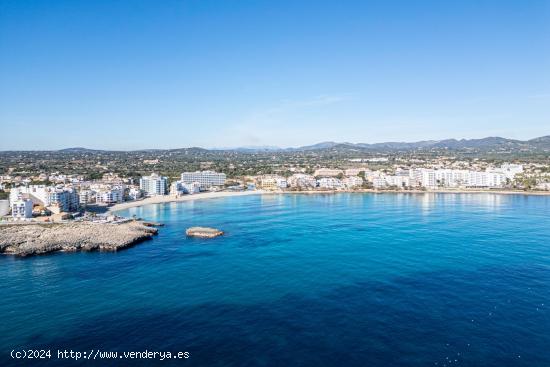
[186,227,224,238]
[0,221,158,256]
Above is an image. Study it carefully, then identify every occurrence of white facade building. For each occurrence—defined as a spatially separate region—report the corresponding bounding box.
[181,171,226,189]
[288,174,317,189]
[170,181,201,196]
[128,187,142,201]
[257,176,277,190]
[495,164,523,180]
[372,177,387,189]
[342,176,364,188]
[10,185,48,205]
[409,168,506,189]
[276,177,288,189]
[182,182,201,194]
[257,175,287,190]
[95,186,124,204]
[317,177,343,189]
[10,185,79,211]
[0,200,9,216]
[420,170,437,188]
[79,190,95,206]
[48,187,80,212]
[385,175,411,188]
[139,173,168,196]
[169,182,182,196]
[468,171,506,188]
[12,199,33,220]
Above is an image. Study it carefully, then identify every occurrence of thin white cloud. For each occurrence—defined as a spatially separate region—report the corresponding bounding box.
[252,94,351,119]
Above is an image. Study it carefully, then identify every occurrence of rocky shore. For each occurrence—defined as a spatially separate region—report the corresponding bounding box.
[0,221,158,256]
[186,227,224,238]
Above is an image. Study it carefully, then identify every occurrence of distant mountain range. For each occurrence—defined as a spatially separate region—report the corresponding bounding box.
[22,135,550,154]
[212,136,550,153]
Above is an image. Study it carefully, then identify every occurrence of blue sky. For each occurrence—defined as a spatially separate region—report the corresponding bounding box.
[0,0,549,150]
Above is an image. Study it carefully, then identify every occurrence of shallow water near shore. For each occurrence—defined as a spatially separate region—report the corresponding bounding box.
[1,193,550,366]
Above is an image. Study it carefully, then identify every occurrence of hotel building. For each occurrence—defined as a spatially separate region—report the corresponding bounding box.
[180,171,226,189]
[95,186,124,204]
[342,176,364,188]
[287,174,317,189]
[317,177,343,189]
[139,173,168,196]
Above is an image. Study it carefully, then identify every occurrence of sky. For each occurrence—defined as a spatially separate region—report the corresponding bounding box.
[0,0,549,150]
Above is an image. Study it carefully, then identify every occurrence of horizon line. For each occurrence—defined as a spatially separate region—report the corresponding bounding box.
[0,134,549,152]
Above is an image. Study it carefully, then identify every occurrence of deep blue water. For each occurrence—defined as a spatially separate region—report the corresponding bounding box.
[2,193,550,366]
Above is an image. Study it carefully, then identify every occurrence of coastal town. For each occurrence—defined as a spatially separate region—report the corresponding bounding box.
[1,139,549,255]
[1,153,549,224]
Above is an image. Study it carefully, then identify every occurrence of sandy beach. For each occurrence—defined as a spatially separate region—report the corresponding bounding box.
[108,190,265,213]
[108,188,550,213]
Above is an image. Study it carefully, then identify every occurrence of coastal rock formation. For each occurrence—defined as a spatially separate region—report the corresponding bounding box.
[186,227,224,238]
[0,221,158,256]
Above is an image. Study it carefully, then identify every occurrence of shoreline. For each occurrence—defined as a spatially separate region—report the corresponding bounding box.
[108,188,550,213]
[0,220,158,256]
[108,190,264,213]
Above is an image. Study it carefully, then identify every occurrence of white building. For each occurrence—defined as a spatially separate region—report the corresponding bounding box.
[128,187,142,201]
[79,190,95,206]
[363,170,383,183]
[95,186,124,204]
[0,200,10,216]
[10,185,47,204]
[10,185,79,212]
[169,182,182,196]
[180,171,226,189]
[468,171,506,188]
[139,173,168,196]
[385,175,410,188]
[342,176,364,188]
[48,187,80,212]
[170,181,201,196]
[372,177,387,189]
[287,174,317,189]
[408,169,438,188]
[182,182,201,194]
[410,168,506,189]
[317,177,343,190]
[366,157,389,162]
[276,177,288,189]
[496,164,523,180]
[257,175,287,190]
[12,199,33,220]
[257,176,277,190]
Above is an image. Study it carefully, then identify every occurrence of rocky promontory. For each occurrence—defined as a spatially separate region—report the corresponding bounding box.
[0,221,158,256]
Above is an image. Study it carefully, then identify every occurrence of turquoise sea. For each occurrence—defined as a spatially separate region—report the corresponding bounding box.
[1,193,550,366]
